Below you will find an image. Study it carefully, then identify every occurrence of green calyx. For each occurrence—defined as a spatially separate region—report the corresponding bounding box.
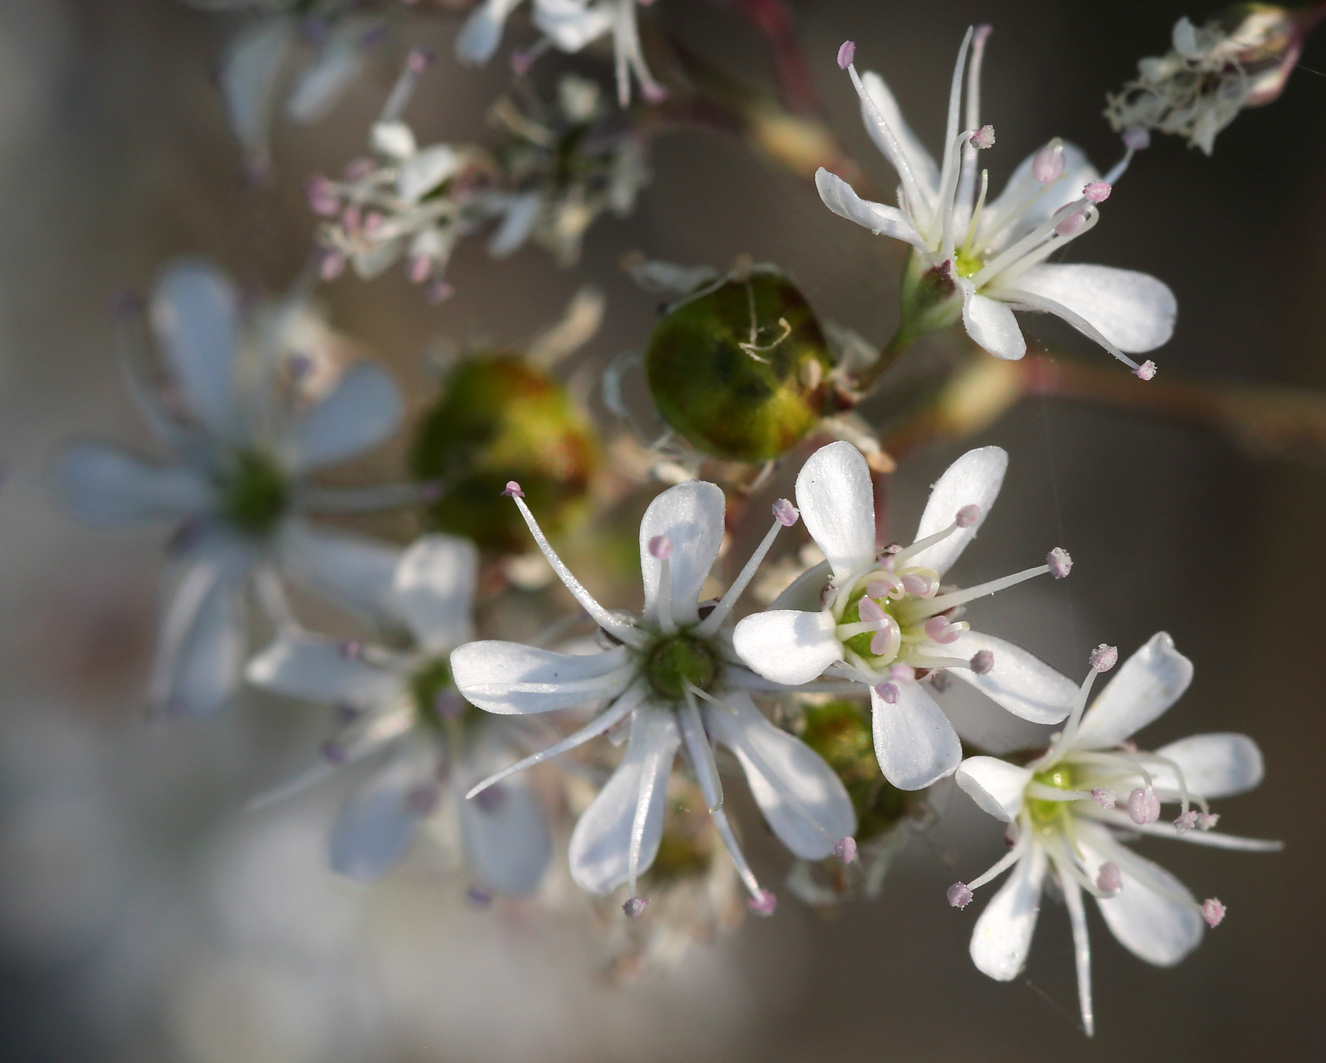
[1028,765,1074,828]
[800,700,908,844]
[896,251,965,349]
[220,449,289,537]
[410,354,598,553]
[644,633,720,701]
[645,270,835,463]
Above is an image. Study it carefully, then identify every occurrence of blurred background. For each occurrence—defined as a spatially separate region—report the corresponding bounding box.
[0,0,1322,1059]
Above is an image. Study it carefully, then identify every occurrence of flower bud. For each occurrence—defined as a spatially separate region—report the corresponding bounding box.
[800,700,910,845]
[411,354,597,552]
[645,269,835,462]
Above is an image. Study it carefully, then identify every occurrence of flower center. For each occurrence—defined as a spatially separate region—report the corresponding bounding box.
[644,632,720,701]
[220,449,289,536]
[1029,765,1075,828]
[954,247,984,278]
[837,584,903,667]
[410,656,471,729]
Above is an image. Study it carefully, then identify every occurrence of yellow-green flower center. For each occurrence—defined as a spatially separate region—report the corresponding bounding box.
[1029,765,1075,829]
[220,449,289,536]
[644,633,720,701]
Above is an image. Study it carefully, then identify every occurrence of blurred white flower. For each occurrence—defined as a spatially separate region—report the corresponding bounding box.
[247,534,554,895]
[457,0,665,106]
[451,479,856,915]
[819,28,1175,374]
[734,441,1078,791]
[950,633,1280,1035]
[54,259,412,717]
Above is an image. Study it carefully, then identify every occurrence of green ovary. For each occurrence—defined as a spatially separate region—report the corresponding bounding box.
[837,585,901,668]
[220,450,289,536]
[954,248,984,279]
[645,634,720,701]
[1028,765,1075,828]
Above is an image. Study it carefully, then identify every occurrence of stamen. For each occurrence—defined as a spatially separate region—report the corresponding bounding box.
[969,649,994,675]
[379,47,433,124]
[1096,861,1122,895]
[1032,139,1066,184]
[1197,812,1220,831]
[906,563,1050,621]
[867,575,904,600]
[652,534,678,560]
[772,498,800,527]
[956,504,981,528]
[837,40,855,69]
[1047,547,1073,579]
[622,896,649,917]
[1055,210,1090,237]
[967,830,1030,892]
[711,806,765,901]
[970,124,996,150]
[948,882,974,908]
[901,572,938,596]
[1089,644,1118,672]
[699,506,796,634]
[971,198,1098,288]
[873,682,900,704]
[502,481,524,498]
[924,615,966,644]
[957,24,992,215]
[748,890,778,917]
[681,690,724,812]
[1083,181,1112,203]
[845,64,928,222]
[1091,787,1116,809]
[1134,360,1157,381]
[835,837,858,864]
[1202,898,1226,927]
[1127,786,1161,825]
[1174,810,1198,832]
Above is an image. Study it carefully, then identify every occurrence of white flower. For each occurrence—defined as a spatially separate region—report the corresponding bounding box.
[733,441,1078,791]
[951,633,1280,1035]
[818,28,1176,374]
[450,479,856,914]
[457,0,665,107]
[247,534,553,895]
[54,260,412,716]
[192,0,384,176]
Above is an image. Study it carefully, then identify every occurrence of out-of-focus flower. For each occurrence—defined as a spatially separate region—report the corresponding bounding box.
[247,534,553,894]
[186,0,389,177]
[457,0,665,107]
[54,260,412,716]
[644,264,840,463]
[950,634,1280,1035]
[312,58,648,298]
[451,480,856,915]
[1106,4,1323,155]
[734,441,1078,790]
[819,29,1175,375]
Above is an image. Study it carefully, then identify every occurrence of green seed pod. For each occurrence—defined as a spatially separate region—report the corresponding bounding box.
[645,269,834,463]
[411,354,597,553]
[800,700,909,844]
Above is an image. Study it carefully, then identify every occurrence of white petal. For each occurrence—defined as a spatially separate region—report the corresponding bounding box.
[956,756,1032,822]
[704,694,855,860]
[981,142,1099,251]
[370,120,416,158]
[54,442,213,528]
[871,681,961,790]
[330,750,428,882]
[277,521,401,624]
[946,631,1077,724]
[534,0,615,52]
[290,362,403,472]
[1151,733,1264,800]
[996,264,1176,354]
[391,535,478,653]
[245,633,400,706]
[285,18,371,123]
[960,279,1026,360]
[857,71,940,205]
[568,709,680,894]
[450,641,632,714]
[1077,822,1203,966]
[732,609,842,686]
[488,192,543,258]
[814,169,926,248]
[907,446,1008,577]
[970,842,1047,981]
[795,441,876,582]
[458,732,553,895]
[397,144,460,204]
[151,552,251,716]
[218,18,294,165]
[639,480,726,627]
[455,0,525,63]
[1073,632,1193,751]
[150,260,242,439]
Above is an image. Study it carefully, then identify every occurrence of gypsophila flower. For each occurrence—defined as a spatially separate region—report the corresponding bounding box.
[312,56,648,297]
[54,260,415,716]
[951,633,1280,1035]
[247,534,553,894]
[733,441,1079,790]
[819,27,1176,374]
[450,479,856,915]
[457,0,666,107]
[1106,6,1320,155]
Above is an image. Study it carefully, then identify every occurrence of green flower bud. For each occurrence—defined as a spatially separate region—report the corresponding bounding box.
[645,269,835,463]
[411,354,597,553]
[800,699,909,844]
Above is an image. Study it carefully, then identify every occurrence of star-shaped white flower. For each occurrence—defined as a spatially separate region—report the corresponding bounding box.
[247,534,553,896]
[818,28,1175,375]
[951,634,1280,1035]
[733,441,1078,791]
[55,260,412,716]
[451,479,856,915]
[457,0,665,107]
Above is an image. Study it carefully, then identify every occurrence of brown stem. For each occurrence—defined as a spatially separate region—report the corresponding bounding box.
[735,0,824,117]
